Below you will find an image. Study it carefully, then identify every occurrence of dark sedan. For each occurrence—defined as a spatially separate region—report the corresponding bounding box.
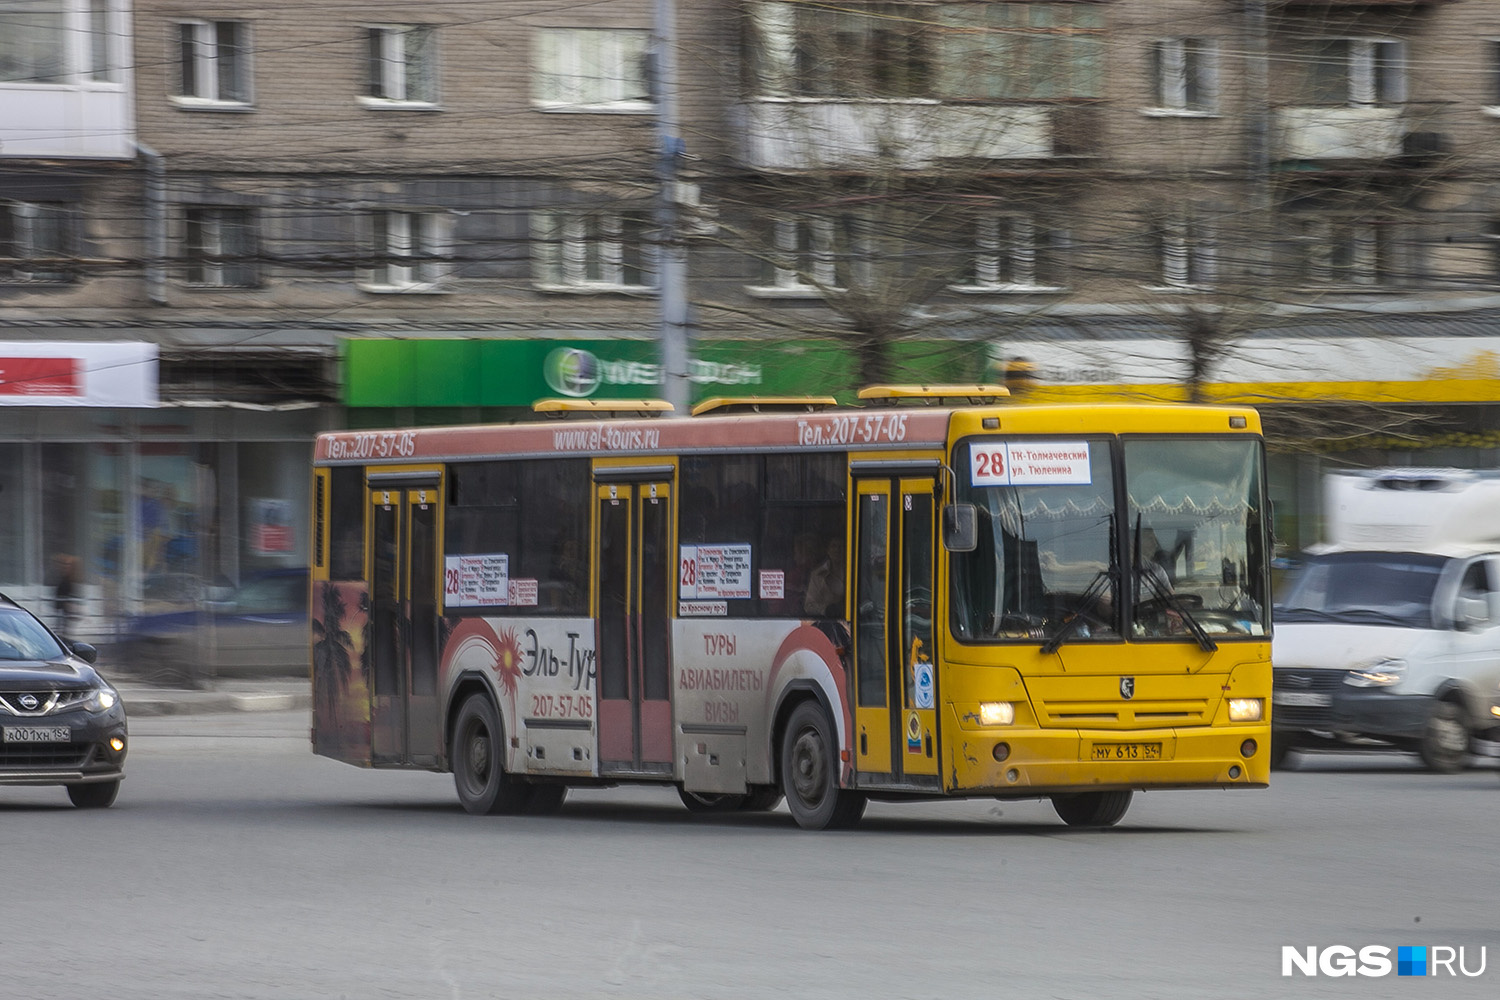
[0,594,127,808]
[120,568,308,682]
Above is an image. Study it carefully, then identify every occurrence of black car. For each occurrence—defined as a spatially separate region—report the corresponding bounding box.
[0,594,127,808]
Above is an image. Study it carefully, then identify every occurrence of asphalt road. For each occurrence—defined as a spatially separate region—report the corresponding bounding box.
[2,710,1496,999]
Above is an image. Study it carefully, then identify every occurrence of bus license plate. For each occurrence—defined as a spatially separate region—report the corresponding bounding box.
[3,726,72,743]
[1091,741,1162,761]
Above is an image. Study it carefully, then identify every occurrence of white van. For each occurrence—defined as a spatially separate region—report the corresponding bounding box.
[1271,468,1500,771]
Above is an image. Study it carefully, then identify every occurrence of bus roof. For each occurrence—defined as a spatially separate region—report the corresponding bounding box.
[315,402,1262,465]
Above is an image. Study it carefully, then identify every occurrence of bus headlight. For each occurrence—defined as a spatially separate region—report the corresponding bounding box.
[978,702,1014,726]
[1227,698,1263,722]
[1345,659,1405,688]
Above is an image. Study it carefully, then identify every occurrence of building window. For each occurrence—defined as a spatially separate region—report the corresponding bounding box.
[1,0,119,84]
[1154,218,1217,289]
[360,211,454,292]
[533,28,650,111]
[1291,218,1395,286]
[750,216,872,294]
[532,210,653,290]
[363,25,436,106]
[0,201,76,283]
[748,2,1105,101]
[955,216,1064,290]
[175,19,250,104]
[184,207,257,287]
[1305,39,1405,106]
[1150,38,1217,113]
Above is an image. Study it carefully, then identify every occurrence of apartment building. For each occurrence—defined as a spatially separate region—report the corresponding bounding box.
[5,0,1500,615]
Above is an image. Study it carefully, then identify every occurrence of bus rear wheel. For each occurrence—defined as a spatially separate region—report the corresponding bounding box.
[1051,790,1133,828]
[452,694,533,815]
[780,702,866,830]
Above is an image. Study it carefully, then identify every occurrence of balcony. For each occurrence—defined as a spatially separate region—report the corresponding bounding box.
[732,100,1098,172]
[1272,104,1452,165]
[0,84,134,160]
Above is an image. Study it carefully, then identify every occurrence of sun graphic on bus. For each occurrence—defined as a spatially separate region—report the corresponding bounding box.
[494,626,524,688]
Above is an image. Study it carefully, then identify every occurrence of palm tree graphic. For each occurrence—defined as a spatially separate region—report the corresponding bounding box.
[311,582,353,735]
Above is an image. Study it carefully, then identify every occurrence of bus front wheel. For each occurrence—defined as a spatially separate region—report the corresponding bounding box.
[780,702,866,831]
[452,694,533,815]
[1051,790,1133,828]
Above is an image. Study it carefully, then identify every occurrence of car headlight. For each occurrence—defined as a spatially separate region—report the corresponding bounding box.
[85,686,119,713]
[1228,698,1263,722]
[978,702,1014,726]
[1345,659,1406,688]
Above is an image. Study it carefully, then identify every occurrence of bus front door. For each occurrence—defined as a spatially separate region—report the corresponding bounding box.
[368,478,443,766]
[853,476,938,785]
[595,479,674,776]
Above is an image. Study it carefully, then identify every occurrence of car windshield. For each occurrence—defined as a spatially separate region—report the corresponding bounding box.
[0,606,68,661]
[1275,552,1445,628]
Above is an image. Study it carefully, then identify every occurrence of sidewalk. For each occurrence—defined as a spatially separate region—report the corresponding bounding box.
[112,677,312,717]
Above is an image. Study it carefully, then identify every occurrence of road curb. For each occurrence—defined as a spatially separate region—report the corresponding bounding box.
[120,690,311,716]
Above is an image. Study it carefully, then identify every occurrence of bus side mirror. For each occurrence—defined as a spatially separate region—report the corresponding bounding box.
[943,504,978,552]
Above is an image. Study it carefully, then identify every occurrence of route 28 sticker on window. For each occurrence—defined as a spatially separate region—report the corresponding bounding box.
[970,441,1092,486]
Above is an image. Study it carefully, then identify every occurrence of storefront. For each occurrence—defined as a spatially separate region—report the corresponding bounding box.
[341,337,989,421]
[0,342,325,639]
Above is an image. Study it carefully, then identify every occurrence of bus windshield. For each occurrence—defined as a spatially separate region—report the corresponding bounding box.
[950,436,1267,642]
[1123,438,1268,639]
[950,437,1119,641]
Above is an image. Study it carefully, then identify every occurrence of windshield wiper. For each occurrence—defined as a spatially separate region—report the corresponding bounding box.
[1042,568,1117,654]
[1134,515,1217,652]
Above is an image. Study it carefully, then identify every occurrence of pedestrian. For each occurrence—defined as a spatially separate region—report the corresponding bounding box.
[52,554,81,635]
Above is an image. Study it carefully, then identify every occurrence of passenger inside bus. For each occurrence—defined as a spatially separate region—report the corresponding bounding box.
[804,537,846,618]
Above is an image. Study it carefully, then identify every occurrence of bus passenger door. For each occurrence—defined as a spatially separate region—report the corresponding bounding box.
[405,486,441,765]
[368,475,444,766]
[596,479,675,776]
[369,487,406,763]
[853,476,938,783]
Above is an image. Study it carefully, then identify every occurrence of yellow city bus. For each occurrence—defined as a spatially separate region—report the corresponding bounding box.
[309,388,1271,830]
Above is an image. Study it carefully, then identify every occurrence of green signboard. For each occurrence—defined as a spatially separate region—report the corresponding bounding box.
[342,338,985,408]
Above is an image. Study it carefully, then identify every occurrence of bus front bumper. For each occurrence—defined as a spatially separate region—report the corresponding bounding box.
[947,725,1271,795]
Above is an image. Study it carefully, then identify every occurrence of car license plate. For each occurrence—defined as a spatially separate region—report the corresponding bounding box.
[1273,691,1332,707]
[1091,741,1162,761]
[2,725,73,743]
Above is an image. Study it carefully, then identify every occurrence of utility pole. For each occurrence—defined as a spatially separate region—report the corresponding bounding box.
[652,0,692,415]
